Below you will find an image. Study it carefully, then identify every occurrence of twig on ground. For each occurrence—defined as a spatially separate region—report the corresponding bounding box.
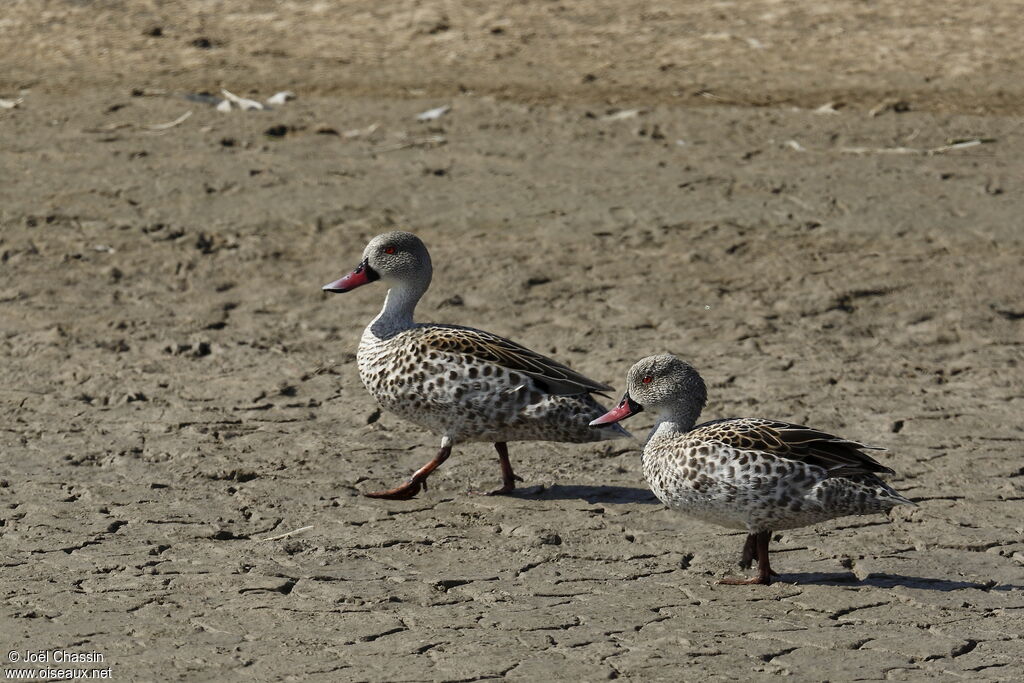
[144,110,192,131]
[371,135,446,153]
[258,525,314,542]
[840,138,994,155]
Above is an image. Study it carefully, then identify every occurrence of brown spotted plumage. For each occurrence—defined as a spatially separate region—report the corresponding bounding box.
[323,231,628,499]
[591,354,914,585]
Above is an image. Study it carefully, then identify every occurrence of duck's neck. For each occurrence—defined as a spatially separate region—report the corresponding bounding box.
[650,372,708,441]
[651,404,702,440]
[369,281,426,338]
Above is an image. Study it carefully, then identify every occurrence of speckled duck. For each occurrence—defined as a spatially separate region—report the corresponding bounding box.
[323,231,628,499]
[591,354,914,585]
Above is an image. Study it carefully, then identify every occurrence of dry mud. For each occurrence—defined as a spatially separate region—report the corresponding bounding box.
[2,2,1024,681]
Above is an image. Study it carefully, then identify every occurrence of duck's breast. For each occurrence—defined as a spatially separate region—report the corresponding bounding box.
[642,439,751,530]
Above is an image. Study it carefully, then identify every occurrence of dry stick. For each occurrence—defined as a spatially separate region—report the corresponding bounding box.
[258,525,314,542]
[839,139,993,156]
[370,135,447,154]
[144,110,192,131]
[343,122,380,138]
[83,122,133,133]
[85,110,193,134]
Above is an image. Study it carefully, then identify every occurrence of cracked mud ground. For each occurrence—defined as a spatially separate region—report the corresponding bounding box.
[2,2,1024,681]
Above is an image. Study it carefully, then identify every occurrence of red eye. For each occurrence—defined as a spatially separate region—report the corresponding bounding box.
[642,376,653,384]
[383,246,396,255]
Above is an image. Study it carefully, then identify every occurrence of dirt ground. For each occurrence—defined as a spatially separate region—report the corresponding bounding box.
[2,1,1024,681]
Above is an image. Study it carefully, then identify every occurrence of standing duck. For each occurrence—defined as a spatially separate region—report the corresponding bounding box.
[322,231,628,499]
[591,354,914,585]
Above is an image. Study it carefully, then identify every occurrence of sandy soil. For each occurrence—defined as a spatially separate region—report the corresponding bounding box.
[2,2,1024,680]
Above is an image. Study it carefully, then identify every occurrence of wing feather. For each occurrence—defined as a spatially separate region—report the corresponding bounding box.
[419,325,612,396]
[692,417,893,477]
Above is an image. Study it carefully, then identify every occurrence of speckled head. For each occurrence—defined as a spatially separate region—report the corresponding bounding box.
[323,231,432,294]
[590,354,707,429]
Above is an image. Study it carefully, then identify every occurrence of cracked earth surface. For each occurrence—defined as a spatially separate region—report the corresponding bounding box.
[3,2,1024,680]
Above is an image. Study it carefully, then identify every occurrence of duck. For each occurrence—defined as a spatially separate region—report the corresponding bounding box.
[322,231,628,499]
[591,354,914,585]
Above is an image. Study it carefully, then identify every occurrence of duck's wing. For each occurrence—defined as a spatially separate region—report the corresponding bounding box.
[418,325,613,396]
[691,417,894,477]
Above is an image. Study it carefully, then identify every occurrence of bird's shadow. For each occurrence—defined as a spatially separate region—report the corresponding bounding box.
[786,571,1023,592]
[523,484,660,505]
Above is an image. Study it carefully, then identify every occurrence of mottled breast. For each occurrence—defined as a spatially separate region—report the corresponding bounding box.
[641,433,840,531]
[642,432,906,532]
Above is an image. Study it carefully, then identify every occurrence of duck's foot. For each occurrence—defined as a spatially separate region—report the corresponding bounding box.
[725,530,775,584]
[471,474,524,497]
[472,442,523,496]
[364,479,422,500]
[363,443,451,501]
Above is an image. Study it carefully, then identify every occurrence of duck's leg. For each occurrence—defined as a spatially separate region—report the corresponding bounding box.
[738,533,757,570]
[720,530,776,585]
[365,440,452,500]
[481,442,524,496]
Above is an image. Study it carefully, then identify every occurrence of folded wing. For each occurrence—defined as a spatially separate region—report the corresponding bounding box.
[420,325,613,396]
[692,417,893,477]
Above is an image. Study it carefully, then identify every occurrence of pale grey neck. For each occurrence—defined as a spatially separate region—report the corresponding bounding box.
[651,404,701,438]
[369,282,424,338]
[650,419,680,442]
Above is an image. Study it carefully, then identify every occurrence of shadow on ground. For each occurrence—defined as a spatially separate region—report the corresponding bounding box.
[526,484,660,505]
[790,572,1020,592]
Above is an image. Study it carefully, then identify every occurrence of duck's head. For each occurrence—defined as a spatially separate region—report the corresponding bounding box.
[322,231,432,293]
[590,354,707,427]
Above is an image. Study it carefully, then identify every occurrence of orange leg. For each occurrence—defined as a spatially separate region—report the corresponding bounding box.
[486,442,524,495]
[469,442,524,496]
[720,531,778,585]
[739,533,757,570]
[364,444,452,500]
